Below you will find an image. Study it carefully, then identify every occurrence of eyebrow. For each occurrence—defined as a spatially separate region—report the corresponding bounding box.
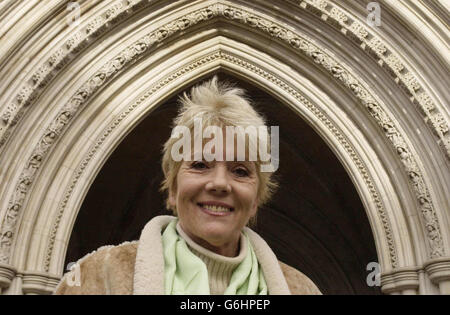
[231,161,256,170]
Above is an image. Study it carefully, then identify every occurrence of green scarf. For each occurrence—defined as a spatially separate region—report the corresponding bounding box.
[162,219,267,295]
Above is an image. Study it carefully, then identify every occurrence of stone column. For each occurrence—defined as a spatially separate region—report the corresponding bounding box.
[0,263,16,294]
[424,257,450,295]
[22,272,61,295]
[381,267,420,295]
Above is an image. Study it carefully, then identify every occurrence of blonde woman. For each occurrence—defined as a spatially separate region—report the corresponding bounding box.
[55,77,321,295]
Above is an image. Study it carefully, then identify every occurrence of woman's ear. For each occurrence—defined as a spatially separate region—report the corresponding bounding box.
[169,190,176,208]
[247,201,259,228]
[169,181,179,209]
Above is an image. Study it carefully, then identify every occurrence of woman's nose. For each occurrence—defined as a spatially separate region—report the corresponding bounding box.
[205,164,232,193]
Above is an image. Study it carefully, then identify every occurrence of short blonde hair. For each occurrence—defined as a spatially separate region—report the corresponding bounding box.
[160,76,278,215]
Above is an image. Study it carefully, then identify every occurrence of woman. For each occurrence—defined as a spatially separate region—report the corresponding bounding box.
[54,77,321,295]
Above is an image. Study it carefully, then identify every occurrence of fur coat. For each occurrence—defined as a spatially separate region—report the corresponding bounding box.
[54,216,321,295]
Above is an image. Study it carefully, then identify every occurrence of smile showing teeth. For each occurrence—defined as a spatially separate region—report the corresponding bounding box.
[199,203,232,212]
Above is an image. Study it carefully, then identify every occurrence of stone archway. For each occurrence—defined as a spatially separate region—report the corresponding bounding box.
[0,0,448,295]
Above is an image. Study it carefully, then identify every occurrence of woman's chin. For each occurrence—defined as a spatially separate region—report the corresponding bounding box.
[197,225,231,242]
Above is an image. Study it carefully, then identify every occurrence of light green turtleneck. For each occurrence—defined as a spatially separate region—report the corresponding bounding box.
[176,223,247,295]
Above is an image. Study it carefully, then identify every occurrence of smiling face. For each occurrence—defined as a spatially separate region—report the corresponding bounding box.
[169,156,259,257]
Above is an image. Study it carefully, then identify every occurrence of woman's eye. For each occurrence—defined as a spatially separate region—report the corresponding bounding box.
[191,161,208,169]
[233,168,249,177]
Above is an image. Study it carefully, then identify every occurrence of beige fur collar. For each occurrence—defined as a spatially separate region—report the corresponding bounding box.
[133,215,290,295]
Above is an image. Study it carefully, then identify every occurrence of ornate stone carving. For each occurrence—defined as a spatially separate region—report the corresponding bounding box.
[402,72,421,93]
[301,0,328,12]
[31,65,51,88]
[384,53,405,73]
[349,21,369,41]
[381,267,420,294]
[415,92,435,114]
[65,32,84,52]
[0,231,12,262]
[105,1,125,20]
[1,0,447,160]
[0,4,221,265]
[1,104,16,125]
[0,2,444,269]
[48,49,66,68]
[22,272,62,295]
[0,0,150,151]
[367,37,387,56]
[295,0,449,160]
[217,3,444,259]
[329,7,348,23]
[427,113,448,138]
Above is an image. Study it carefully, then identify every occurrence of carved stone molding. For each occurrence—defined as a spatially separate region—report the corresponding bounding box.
[215,2,444,259]
[0,263,16,292]
[2,0,448,160]
[0,0,151,149]
[0,3,219,265]
[43,49,397,272]
[296,0,450,160]
[219,1,444,258]
[22,272,61,295]
[0,1,444,269]
[380,267,420,294]
[424,257,450,286]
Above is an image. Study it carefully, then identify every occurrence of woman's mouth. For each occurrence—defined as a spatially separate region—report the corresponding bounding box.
[197,202,234,215]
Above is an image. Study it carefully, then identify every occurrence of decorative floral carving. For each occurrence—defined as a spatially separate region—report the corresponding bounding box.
[304,0,328,10]
[385,53,404,73]
[329,7,348,23]
[402,72,421,93]
[1,104,16,124]
[86,16,104,36]
[16,85,35,106]
[31,65,51,87]
[415,92,435,113]
[367,37,387,56]
[294,0,449,159]
[428,113,448,138]
[48,49,65,67]
[349,21,369,41]
[65,33,84,51]
[105,2,124,20]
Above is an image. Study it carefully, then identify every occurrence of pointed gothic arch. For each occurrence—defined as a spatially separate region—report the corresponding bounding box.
[0,0,448,294]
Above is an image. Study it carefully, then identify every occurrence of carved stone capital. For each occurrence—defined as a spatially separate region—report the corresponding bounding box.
[22,271,61,295]
[424,257,450,284]
[0,263,16,290]
[381,267,420,294]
